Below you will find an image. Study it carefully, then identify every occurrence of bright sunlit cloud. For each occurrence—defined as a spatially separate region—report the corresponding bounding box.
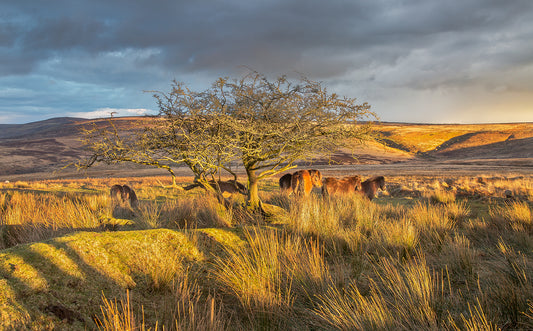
[68,108,154,119]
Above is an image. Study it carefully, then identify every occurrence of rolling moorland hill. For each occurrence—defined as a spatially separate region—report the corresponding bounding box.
[0,117,532,179]
[1,118,533,329]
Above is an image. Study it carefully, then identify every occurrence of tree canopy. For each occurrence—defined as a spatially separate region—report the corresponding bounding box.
[80,72,376,209]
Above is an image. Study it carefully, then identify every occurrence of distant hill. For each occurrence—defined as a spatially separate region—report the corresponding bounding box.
[374,122,533,159]
[0,117,84,139]
[0,117,144,177]
[1,117,532,179]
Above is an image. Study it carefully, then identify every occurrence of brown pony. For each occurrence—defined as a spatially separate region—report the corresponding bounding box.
[290,169,323,197]
[110,184,138,208]
[110,184,125,202]
[211,180,248,195]
[358,176,385,200]
[184,179,248,195]
[122,185,139,208]
[279,173,293,194]
[322,175,362,197]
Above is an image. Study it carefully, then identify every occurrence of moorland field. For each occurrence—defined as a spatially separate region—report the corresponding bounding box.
[0,118,532,330]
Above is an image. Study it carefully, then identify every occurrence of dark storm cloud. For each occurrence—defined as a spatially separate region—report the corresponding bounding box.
[4,0,532,78]
[1,0,532,123]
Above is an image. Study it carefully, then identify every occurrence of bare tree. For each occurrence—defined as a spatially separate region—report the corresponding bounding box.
[80,72,376,210]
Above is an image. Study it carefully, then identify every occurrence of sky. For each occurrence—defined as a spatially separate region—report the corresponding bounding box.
[1,0,532,124]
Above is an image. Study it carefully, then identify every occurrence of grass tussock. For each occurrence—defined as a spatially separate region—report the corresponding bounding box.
[426,190,457,204]
[408,202,454,247]
[96,273,228,331]
[490,201,532,233]
[316,256,438,330]
[164,273,227,331]
[213,227,331,326]
[441,234,477,278]
[448,299,499,331]
[96,290,146,331]
[136,195,236,230]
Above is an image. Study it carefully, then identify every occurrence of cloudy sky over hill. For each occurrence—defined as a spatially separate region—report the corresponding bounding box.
[1,0,532,124]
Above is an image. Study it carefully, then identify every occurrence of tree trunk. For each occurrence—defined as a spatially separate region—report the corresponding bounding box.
[246,168,261,210]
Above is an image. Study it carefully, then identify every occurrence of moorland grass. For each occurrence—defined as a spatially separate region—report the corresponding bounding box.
[0,176,532,330]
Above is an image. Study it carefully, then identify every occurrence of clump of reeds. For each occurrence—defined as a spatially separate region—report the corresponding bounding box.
[489,201,532,232]
[165,195,234,228]
[212,226,331,327]
[379,219,419,257]
[96,290,146,331]
[479,240,533,328]
[407,201,454,246]
[447,299,499,331]
[286,195,388,253]
[441,234,477,278]
[160,273,227,331]
[136,200,162,229]
[446,200,471,223]
[96,275,227,331]
[133,194,235,230]
[426,190,457,204]
[287,196,344,239]
[315,255,439,330]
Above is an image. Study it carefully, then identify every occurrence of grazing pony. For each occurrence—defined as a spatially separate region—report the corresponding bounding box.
[110,184,139,208]
[110,184,125,201]
[184,179,248,196]
[122,185,138,208]
[215,180,248,195]
[321,175,362,197]
[279,173,293,194]
[207,180,248,196]
[358,176,385,200]
[290,169,323,197]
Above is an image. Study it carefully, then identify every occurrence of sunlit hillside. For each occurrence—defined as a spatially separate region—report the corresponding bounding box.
[1,118,532,180]
[375,122,533,157]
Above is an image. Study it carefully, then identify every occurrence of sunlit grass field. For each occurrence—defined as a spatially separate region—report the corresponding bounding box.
[0,174,532,330]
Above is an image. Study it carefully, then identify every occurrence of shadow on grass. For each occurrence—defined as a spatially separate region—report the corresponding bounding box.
[0,227,211,330]
[0,235,128,329]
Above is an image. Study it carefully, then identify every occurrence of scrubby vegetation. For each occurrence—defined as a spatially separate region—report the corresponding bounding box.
[0,175,532,330]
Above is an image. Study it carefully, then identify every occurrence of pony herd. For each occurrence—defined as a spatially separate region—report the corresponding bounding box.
[109,169,385,209]
[279,169,385,201]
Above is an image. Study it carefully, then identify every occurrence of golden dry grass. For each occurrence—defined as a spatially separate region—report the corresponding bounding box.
[0,175,532,330]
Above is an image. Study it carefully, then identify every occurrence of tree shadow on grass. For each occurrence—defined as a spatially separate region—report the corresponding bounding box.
[0,232,148,329]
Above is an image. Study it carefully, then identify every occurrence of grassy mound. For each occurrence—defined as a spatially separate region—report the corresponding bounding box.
[0,228,243,330]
